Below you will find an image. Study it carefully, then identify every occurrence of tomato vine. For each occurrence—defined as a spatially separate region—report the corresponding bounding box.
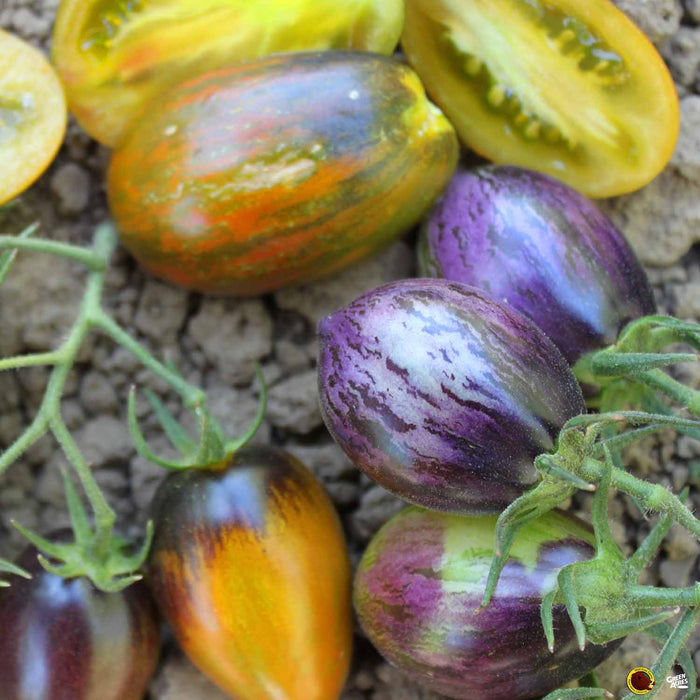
[0,222,265,591]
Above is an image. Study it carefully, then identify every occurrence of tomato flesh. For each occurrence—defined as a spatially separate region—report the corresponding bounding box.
[401,0,679,197]
[52,0,404,146]
[0,29,67,206]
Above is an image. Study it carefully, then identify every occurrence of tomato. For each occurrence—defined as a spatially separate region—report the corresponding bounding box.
[317,278,585,514]
[107,51,458,296]
[147,446,353,699]
[0,548,160,700]
[0,29,67,206]
[418,166,656,365]
[401,0,679,197]
[355,507,622,699]
[52,0,405,147]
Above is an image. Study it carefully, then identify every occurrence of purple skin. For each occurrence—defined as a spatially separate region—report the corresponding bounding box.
[317,279,585,513]
[0,549,160,700]
[355,507,622,700]
[418,166,656,365]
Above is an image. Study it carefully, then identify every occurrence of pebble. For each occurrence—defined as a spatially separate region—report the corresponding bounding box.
[10,7,51,38]
[150,652,230,700]
[50,163,91,216]
[267,370,323,434]
[612,0,682,44]
[188,298,273,386]
[663,27,700,86]
[134,279,189,342]
[274,241,414,326]
[79,371,119,414]
[350,486,406,542]
[659,556,696,586]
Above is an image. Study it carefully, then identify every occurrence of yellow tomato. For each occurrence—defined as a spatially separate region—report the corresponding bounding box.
[0,29,67,206]
[401,0,679,197]
[147,447,353,699]
[52,0,404,147]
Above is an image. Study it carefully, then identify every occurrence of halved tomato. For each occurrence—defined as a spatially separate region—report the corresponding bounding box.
[0,29,67,206]
[52,0,404,147]
[401,0,679,197]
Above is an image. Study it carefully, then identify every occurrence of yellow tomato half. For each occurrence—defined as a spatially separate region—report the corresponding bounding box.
[401,0,679,197]
[0,29,67,206]
[52,0,404,147]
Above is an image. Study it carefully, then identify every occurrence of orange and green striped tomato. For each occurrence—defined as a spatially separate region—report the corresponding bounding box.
[52,0,405,147]
[147,446,353,700]
[107,51,459,296]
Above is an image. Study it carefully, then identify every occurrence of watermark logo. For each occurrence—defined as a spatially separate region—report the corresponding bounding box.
[627,667,655,694]
[667,672,689,690]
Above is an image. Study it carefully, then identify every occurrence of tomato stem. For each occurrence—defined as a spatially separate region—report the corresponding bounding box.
[0,221,261,589]
[628,488,687,575]
[542,687,613,698]
[0,233,106,270]
[628,583,700,608]
[624,608,700,700]
[578,457,699,537]
[633,370,700,417]
[95,311,205,408]
[0,222,38,283]
[577,314,700,418]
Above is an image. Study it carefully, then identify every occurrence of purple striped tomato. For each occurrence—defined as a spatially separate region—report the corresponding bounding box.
[355,507,621,699]
[318,279,585,514]
[419,166,656,365]
[0,548,160,700]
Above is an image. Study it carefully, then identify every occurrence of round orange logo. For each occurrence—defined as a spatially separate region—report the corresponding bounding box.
[627,667,655,694]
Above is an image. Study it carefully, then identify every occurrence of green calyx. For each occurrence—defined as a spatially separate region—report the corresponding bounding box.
[481,413,700,694]
[12,470,152,593]
[127,364,267,471]
[575,314,700,419]
[539,449,694,652]
[0,556,31,588]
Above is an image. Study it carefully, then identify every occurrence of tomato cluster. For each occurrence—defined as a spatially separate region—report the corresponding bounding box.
[0,1,693,699]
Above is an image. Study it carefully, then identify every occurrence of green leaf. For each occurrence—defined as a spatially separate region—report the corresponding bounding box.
[481,479,575,607]
[225,363,268,452]
[0,222,38,284]
[591,351,699,377]
[0,557,31,586]
[143,389,197,454]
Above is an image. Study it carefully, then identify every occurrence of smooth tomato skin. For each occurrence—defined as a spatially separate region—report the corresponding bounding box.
[355,507,622,700]
[0,550,160,700]
[401,0,679,197]
[107,51,458,297]
[418,166,656,365]
[52,0,404,147]
[0,29,67,206]
[317,279,586,514]
[147,446,353,700]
